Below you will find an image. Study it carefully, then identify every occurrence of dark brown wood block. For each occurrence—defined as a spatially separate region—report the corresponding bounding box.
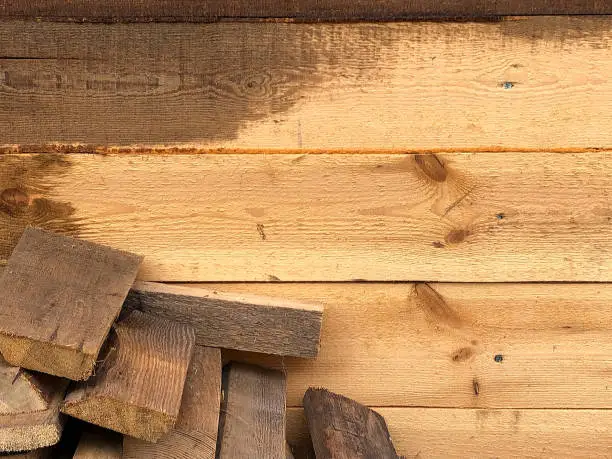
[217,363,286,459]
[0,227,143,380]
[123,346,221,458]
[62,311,196,442]
[0,357,68,452]
[304,388,401,459]
[126,282,323,358]
[0,0,609,21]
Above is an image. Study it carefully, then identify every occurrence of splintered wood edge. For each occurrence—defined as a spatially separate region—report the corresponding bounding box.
[0,334,97,381]
[133,281,324,313]
[0,380,68,452]
[61,395,177,443]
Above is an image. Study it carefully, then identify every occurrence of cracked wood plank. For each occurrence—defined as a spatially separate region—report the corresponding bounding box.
[0,227,142,380]
[62,311,196,442]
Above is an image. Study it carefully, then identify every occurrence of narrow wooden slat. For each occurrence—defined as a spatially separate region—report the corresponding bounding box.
[216,283,612,408]
[288,408,612,459]
[62,311,196,442]
[1,0,610,21]
[125,282,322,357]
[0,358,68,452]
[123,346,221,459]
[217,363,286,459]
[1,153,609,282]
[303,389,400,459]
[72,428,122,459]
[1,18,611,151]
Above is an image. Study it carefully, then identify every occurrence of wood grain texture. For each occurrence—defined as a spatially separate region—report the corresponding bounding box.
[0,227,142,380]
[217,363,286,459]
[1,449,52,458]
[1,0,610,21]
[1,18,611,151]
[288,408,612,459]
[303,389,400,459]
[123,346,221,459]
[73,428,122,459]
[0,358,68,452]
[216,283,612,409]
[125,282,322,357]
[62,311,196,442]
[1,153,609,282]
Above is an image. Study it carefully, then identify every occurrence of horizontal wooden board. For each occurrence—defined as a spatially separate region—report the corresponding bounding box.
[287,408,612,459]
[1,1,610,21]
[1,153,609,282]
[218,283,612,408]
[1,18,611,151]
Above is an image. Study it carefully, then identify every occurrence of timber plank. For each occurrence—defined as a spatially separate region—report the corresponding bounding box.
[73,427,122,459]
[0,357,68,452]
[0,1,610,21]
[303,388,400,459]
[217,363,286,459]
[125,282,322,357]
[288,408,612,459]
[0,153,609,282]
[62,311,196,442]
[1,18,611,151]
[216,283,612,408]
[0,227,142,380]
[123,346,221,459]
[2,449,52,458]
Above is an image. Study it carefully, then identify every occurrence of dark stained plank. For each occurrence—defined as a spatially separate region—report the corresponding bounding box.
[217,363,286,459]
[72,427,122,459]
[125,282,323,358]
[303,388,400,459]
[1,18,611,151]
[0,0,609,21]
[123,346,221,459]
[0,227,142,380]
[0,357,68,452]
[62,311,196,442]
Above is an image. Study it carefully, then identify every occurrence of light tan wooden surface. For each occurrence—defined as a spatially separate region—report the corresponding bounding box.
[0,18,611,151]
[73,428,122,459]
[1,153,609,282]
[287,408,612,459]
[215,282,612,408]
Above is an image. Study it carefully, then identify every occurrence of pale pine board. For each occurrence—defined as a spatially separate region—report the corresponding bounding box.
[1,153,609,282]
[1,18,611,151]
[216,283,612,408]
[287,408,612,459]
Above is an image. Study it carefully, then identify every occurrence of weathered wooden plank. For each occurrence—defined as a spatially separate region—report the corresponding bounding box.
[123,346,221,459]
[62,311,196,442]
[73,427,122,459]
[0,227,142,380]
[1,18,611,151]
[125,282,322,357]
[1,0,610,21]
[1,153,609,282]
[304,389,400,459]
[288,408,612,459]
[0,357,68,452]
[217,283,612,408]
[217,363,286,459]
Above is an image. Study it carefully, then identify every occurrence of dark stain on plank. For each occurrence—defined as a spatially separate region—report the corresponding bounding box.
[0,155,80,261]
[451,346,474,362]
[413,283,463,329]
[445,229,470,245]
[414,154,447,182]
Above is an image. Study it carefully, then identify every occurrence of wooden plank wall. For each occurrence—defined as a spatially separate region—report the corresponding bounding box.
[0,7,611,458]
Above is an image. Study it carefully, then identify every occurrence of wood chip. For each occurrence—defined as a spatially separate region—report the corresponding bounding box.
[73,427,122,459]
[0,227,143,380]
[303,388,400,459]
[123,346,221,458]
[62,311,195,442]
[217,363,286,459]
[0,357,68,452]
[125,281,323,358]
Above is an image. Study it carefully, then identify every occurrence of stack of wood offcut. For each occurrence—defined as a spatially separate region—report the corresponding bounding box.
[0,227,395,458]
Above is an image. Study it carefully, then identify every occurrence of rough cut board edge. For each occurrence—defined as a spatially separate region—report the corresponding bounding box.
[0,2,610,21]
[126,281,323,358]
